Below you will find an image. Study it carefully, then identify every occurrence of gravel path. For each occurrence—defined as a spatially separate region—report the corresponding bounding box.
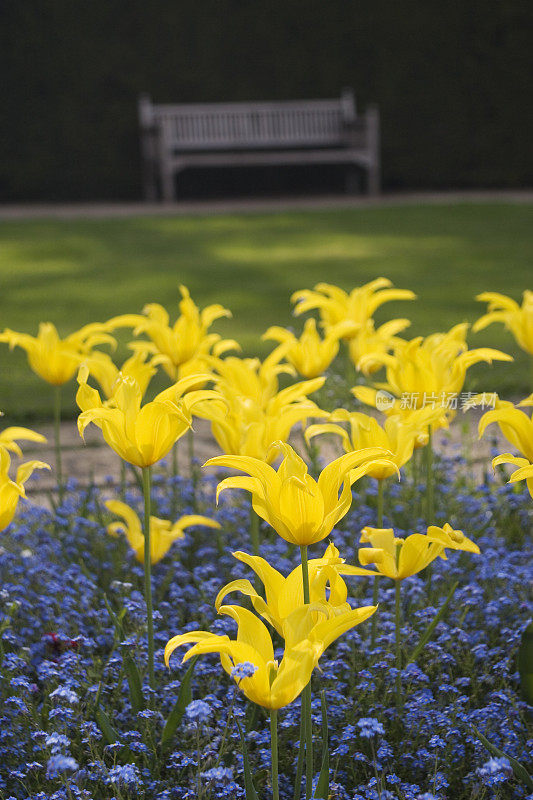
[16,407,508,509]
[1,190,532,221]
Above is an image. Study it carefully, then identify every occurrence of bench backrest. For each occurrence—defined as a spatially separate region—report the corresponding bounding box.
[140,91,358,151]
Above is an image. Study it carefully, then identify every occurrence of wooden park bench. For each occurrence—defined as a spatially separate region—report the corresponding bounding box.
[138,89,380,201]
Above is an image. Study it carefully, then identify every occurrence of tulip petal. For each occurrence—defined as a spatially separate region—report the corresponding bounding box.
[215,476,262,504]
[0,427,46,447]
[398,534,444,578]
[204,454,277,486]
[176,515,221,533]
[218,604,275,664]
[305,423,351,454]
[164,631,220,666]
[232,551,284,623]
[311,605,377,655]
[492,453,529,471]
[15,459,50,486]
[270,642,317,709]
[509,464,533,483]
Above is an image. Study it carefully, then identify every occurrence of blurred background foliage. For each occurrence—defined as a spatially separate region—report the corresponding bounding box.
[1,0,532,200]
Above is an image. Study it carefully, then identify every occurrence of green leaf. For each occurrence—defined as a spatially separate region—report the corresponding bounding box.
[95,703,119,745]
[102,595,144,712]
[103,594,124,640]
[123,651,144,714]
[518,621,533,704]
[314,690,329,799]
[161,656,199,747]
[236,718,259,800]
[407,581,458,665]
[472,726,533,790]
[47,489,58,514]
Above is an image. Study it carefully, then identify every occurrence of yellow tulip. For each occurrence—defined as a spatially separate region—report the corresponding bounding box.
[473,290,533,356]
[357,323,512,415]
[205,440,395,546]
[262,319,356,379]
[492,454,533,498]
[105,499,221,563]
[165,600,375,709]
[194,349,325,461]
[215,541,375,635]
[0,322,115,386]
[81,346,164,400]
[0,415,46,457]
[204,400,322,463]
[292,278,416,333]
[196,374,325,462]
[176,335,241,388]
[479,394,533,497]
[209,350,295,407]
[77,366,222,468]
[108,285,232,379]
[350,386,447,447]
[479,394,533,458]
[306,408,442,480]
[358,523,480,580]
[0,448,50,531]
[348,318,411,374]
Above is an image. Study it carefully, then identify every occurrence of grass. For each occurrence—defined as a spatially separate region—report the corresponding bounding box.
[1,201,532,421]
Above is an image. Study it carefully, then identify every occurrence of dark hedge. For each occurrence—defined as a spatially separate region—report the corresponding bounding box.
[1,0,532,200]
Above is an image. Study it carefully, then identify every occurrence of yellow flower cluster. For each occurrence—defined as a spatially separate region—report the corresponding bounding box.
[166,542,377,709]
[0,278,525,546]
[193,352,326,462]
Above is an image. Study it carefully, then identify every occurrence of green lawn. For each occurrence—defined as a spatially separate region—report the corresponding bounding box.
[1,202,532,421]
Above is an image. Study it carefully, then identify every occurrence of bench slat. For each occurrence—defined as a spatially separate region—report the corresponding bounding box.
[160,107,347,150]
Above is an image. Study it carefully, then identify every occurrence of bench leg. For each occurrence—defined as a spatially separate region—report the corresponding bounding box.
[160,164,175,202]
[366,104,381,195]
[345,166,361,195]
[367,161,380,196]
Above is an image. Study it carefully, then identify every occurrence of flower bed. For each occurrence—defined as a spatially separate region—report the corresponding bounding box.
[1,280,532,800]
[0,454,531,800]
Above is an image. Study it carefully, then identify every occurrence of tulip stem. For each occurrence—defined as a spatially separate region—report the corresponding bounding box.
[249,510,261,593]
[344,340,354,385]
[425,426,435,587]
[300,545,313,800]
[172,440,179,479]
[196,723,203,800]
[300,545,310,604]
[120,459,126,498]
[53,386,63,502]
[293,714,305,800]
[413,448,419,517]
[370,480,384,647]
[395,579,402,709]
[270,709,279,800]
[214,687,237,768]
[426,426,434,523]
[142,465,155,694]
[171,441,179,518]
[304,421,320,478]
[250,508,260,558]
[188,430,198,510]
